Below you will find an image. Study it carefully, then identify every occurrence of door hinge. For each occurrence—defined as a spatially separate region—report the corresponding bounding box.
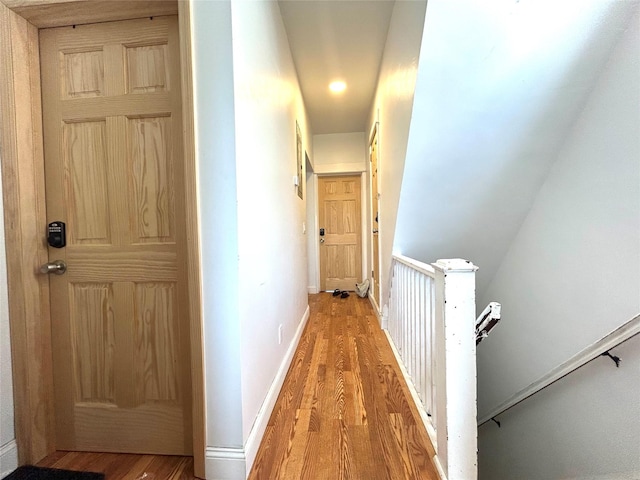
[371,270,375,278]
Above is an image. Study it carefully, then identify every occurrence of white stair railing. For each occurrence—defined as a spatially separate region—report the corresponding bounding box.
[387,255,478,480]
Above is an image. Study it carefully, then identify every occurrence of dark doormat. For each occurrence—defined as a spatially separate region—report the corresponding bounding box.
[3,466,105,480]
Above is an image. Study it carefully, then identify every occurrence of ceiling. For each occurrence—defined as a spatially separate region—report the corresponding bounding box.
[278,0,395,135]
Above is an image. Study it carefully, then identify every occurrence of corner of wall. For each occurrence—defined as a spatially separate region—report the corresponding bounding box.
[242,305,310,474]
[0,440,18,479]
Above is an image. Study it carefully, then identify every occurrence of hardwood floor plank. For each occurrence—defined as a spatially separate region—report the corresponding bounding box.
[37,452,196,479]
[278,408,311,479]
[299,430,320,480]
[38,294,440,480]
[248,293,440,479]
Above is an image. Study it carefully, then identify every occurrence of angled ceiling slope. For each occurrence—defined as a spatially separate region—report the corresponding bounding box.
[395,0,639,295]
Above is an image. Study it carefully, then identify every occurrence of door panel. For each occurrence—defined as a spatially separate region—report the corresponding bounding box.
[319,175,362,291]
[40,16,191,455]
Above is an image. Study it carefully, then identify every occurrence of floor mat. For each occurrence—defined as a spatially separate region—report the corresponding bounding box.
[3,466,105,480]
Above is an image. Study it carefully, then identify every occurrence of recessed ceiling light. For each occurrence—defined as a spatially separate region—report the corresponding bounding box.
[329,81,347,93]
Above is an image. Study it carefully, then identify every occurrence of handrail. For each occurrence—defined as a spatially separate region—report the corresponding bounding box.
[476,302,501,345]
[392,253,436,277]
[478,313,640,426]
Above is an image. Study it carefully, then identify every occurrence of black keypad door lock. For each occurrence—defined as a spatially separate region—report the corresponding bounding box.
[47,221,66,248]
[320,228,325,236]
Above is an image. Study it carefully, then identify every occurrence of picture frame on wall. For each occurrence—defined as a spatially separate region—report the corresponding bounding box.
[296,121,303,199]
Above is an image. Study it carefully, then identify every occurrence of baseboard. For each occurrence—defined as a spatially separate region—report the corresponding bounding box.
[243,305,310,476]
[307,286,318,294]
[0,439,18,479]
[205,446,246,480]
[204,306,310,479]
[433,455,448,480]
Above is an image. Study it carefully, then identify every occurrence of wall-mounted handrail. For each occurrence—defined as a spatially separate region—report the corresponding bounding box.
[478,313,640,426]
[476,302,501,345]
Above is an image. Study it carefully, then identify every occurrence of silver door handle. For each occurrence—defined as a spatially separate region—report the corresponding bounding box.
[40,260,67,275]
[319,238,325,244]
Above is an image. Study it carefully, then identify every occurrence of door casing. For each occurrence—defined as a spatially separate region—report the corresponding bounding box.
[315,172,368,292]
[369,122,380,311]
[0,1,205,477]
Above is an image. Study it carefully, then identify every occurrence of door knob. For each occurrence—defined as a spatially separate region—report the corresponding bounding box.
[40,260,67,275]
[320,238,325,244]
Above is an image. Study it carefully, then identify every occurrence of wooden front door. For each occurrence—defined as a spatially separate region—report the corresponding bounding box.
[40,16,192,455]
[319,175,362,291]
[370,129,380,304]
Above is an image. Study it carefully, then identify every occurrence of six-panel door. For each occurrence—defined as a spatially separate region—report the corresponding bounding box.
[319,175,363,291]
[40,16,192,454]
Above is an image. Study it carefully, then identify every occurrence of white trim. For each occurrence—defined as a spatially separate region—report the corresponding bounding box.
[205,446,246,480]
[0,439,18,479]
[313,163,366,175]
[243,305,311,475]
[307,286,318,294]
[433,456,448,480]
[204,306,311,479]
[393,253,436,277]
[478,313,640,425]
[360,171,368,284]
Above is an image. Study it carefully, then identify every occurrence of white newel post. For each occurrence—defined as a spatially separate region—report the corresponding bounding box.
[433,259,478,480]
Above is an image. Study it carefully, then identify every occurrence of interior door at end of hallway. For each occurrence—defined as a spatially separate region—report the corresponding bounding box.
[40,16,192,455]
[319,175,362,292]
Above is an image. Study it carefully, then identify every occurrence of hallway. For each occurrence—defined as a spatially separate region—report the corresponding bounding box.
[249,293,439,479]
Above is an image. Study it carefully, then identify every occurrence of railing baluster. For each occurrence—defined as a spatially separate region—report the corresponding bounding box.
[384,256,478,480]
[428,278,438,430]
[410,270,415,380]
[415,274,425,403]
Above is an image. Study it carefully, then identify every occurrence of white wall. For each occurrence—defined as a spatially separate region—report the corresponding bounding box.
[306,158,317,293]
[231,0,312,449]
[192,2,313,476]
[394,0,636,296]
[313,133,366,174]
[479,335,640,480]
[367,0,427,312]
[307,133,367,292]
[191,1,245,477]
[477,11,640,478]
[192,1,313,477]
[0,154,17,477]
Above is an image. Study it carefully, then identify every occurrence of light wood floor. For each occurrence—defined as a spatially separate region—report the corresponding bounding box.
[249,293,439,479]
[37,451,196,479]
[36,293,438,480]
